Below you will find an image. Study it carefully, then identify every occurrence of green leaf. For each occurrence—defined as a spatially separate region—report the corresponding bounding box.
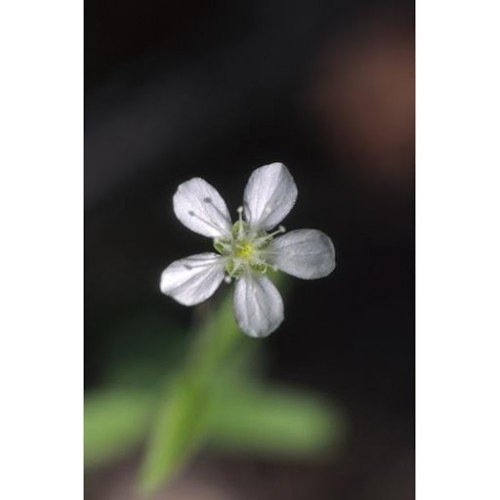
[84,390,152,468]
[209,384,345,458]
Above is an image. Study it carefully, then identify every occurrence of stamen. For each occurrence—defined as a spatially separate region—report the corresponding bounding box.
[253,225,286,248]
[270,225,286,237]
[224,275,232,284]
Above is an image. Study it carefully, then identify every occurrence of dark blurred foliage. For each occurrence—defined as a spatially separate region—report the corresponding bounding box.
[85,0,414,498]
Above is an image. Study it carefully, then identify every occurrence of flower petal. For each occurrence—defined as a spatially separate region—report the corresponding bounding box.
[270,229,335,279]
[160,253,225,306]
[173,178,232,238]
[243,163,298,231]
[233,273,284,338]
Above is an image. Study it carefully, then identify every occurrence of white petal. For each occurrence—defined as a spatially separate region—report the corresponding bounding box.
[233,273,284,338]
[160,253,225,306]
[243,163,298,231]
[270,229,335,279]
[173,178,232,238]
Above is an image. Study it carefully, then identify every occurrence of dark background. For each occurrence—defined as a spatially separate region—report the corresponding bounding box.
[85,0,414,498]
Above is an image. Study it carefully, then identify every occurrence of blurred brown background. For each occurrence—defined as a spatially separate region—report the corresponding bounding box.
[85,0,414,498]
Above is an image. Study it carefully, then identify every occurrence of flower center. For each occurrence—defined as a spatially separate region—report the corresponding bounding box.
[234,241,254,260]
[213,208,285,280]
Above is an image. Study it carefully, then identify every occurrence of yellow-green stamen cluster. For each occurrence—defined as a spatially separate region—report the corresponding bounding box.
[214,208,284,279]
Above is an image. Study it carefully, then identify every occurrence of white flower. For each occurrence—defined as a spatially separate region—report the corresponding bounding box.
[160,163,336,338]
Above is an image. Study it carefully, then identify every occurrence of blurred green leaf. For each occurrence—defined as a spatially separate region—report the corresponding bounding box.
[84,390,153,468]
[210,383,345,458]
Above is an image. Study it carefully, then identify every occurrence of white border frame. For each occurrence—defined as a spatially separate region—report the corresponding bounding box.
[1,1,83,499]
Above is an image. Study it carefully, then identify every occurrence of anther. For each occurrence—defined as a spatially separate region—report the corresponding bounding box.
[262,225,286,241]
[237,206,244,223]
[236,206,244,238]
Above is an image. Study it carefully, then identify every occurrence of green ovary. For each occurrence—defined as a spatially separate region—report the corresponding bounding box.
[235,241,254,260]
